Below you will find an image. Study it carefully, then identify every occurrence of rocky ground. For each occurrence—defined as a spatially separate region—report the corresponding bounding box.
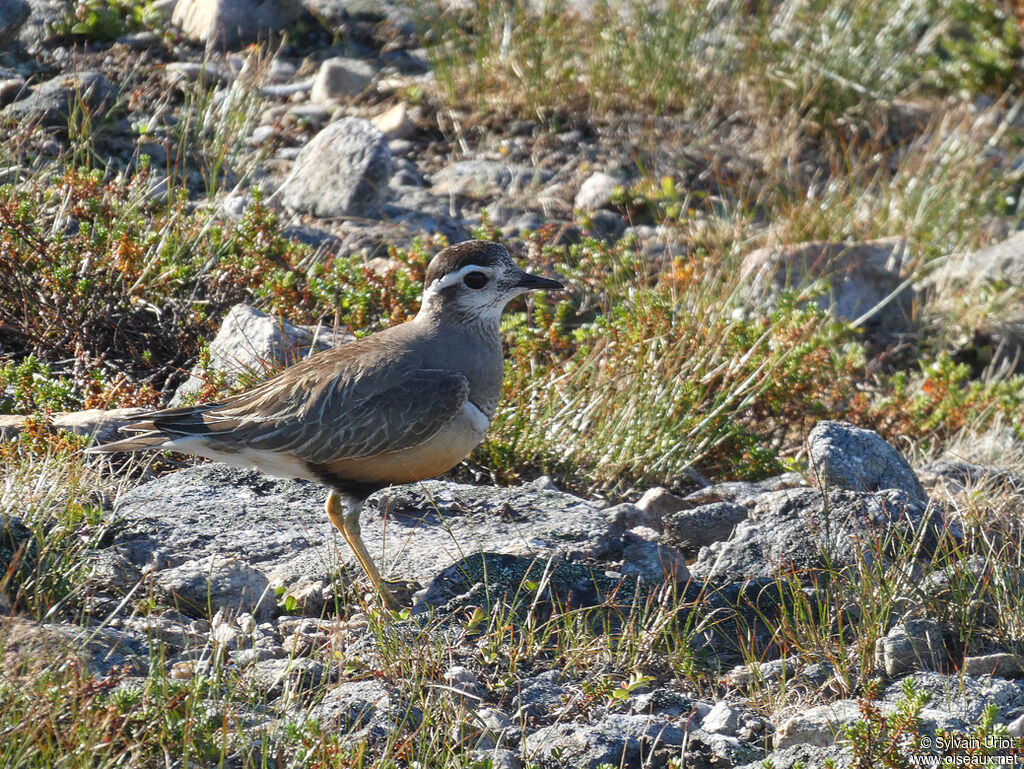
[4,1,1024,767]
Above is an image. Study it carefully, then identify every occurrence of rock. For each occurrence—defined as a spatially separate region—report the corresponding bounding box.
[0,75,26,108]
[574,171,619,211]
[636,487,689,521]
[281,117,393,219]
[313,679,407,742]
[470,707,517,749]
[252,657,326,698]
[689,487,944,583]
[662,502,747,551]
[605,502,661,532]
[1,71,115,128]
[513,670,569,719]
[171,0,306,47]
[152,555,274,622]
[682,473,806,507]
[421,552,641,612]
[740,237,914,343]
[14,0,61,49]
[808,421,928,503]
[874,619,948,677]
[619,536,689,586]
[525,714,686,768]
[163,61,232,87]
[962,653,1023,678]
[724,656,801,688]
[938,229,1024,286]
[735,743,849,769]
[310,57,376,102]
[583,209,627,242]
[702,701,742,735]
[1010,712,1024,738]
[1,617,149,678]
[630,690,701,718]
[917,458,1024,498]
[103,465,621,611]
[774,697,965,749]
[887,672,1024,723]
[170,303,350,405]
[0,0,29,44]
[925,230,1024,371]
[431,160,554,199]
[371,102,415,140]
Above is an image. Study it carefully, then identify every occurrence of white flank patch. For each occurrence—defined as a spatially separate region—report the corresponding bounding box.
[463,401,491,435]
[167,437,315,481]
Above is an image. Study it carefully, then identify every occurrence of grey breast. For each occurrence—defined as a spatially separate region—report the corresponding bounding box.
[425,320,505,418]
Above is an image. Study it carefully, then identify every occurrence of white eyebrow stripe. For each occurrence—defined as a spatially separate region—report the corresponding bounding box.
[423,263,494,295]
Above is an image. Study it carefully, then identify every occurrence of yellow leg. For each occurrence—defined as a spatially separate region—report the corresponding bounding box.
[326,491,401,610]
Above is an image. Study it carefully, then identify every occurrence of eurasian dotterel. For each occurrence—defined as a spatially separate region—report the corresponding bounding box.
[89,240,563,608]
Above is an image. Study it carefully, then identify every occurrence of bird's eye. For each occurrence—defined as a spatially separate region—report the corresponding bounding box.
[463,271,488,289]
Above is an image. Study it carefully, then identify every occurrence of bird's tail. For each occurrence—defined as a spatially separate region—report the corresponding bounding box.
[85,433,171,453]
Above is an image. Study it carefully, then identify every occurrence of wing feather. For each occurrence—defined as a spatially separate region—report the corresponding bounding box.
[101,329,471,465]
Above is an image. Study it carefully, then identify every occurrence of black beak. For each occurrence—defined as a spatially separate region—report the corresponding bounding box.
[515,271,564,291]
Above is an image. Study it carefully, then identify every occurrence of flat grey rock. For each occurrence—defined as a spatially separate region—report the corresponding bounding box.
[104,465,619,609]
[886,672,1024,722]
[152,554,275,622]
[431,160,554,198]
[525,714,686,768]
[2,71,115,127]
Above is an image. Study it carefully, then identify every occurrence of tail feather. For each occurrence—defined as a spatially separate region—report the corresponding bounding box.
[85,433,172,453]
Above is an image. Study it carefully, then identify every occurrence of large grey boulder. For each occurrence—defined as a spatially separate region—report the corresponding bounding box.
[171,0,306,46]
[170,303,349,405]
[1,71,115,127]
[688,487,944,583]
[101,466,620,613]
[740,237,913,342]
[281,118,393,218]
[808,420,927,503]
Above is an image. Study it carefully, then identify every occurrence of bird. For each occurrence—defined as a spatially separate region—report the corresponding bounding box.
[88,240,563,609]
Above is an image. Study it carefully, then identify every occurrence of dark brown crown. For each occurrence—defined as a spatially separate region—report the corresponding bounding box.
[424,241,511,287]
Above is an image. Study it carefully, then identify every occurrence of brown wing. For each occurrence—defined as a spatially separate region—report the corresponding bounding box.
[116,332,470,464]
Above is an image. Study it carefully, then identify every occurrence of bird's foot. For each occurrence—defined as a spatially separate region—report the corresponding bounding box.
[377,578,423,610]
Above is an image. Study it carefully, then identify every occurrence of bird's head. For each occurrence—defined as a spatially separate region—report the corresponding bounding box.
[417,240,563,325]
